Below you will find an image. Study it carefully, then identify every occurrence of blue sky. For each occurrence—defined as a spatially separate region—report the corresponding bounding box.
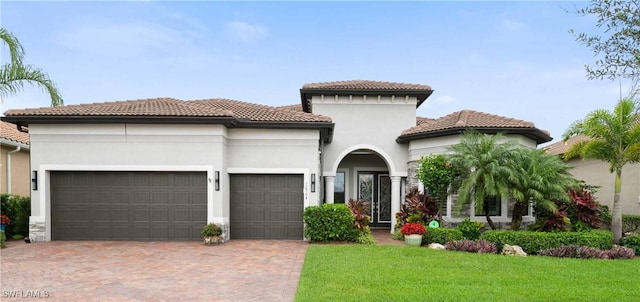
[0,1,634,145]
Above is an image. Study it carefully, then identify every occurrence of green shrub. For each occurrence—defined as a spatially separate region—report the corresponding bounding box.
[621,234,640,256]
[0,230,6,248]
[303,204,359,242]
[480,230,613,255]
[622,215,640,233]
[457,219,485,240]
[423,228,464,245]
[0,194,30,238]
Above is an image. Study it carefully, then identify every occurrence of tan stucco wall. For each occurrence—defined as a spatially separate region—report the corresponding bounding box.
[567,158,640,215]
[0,144,31,196]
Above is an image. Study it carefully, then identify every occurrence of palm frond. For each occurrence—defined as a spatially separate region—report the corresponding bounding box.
[0,62,64,106]
[0,28,25,65]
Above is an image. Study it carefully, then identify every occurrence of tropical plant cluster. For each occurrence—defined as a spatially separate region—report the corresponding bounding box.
[441,131,578,230]
[530,187,605,232]
[538,245,635,260]
[0,194,30,239]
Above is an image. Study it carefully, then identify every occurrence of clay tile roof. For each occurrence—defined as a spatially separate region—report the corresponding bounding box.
[302,80,432,91]
[1,121,29,145]
[276,104,304,112]
[188,99,331,122]
[3,98,233,117]
[399,110,552,144]
[543,135,589,156]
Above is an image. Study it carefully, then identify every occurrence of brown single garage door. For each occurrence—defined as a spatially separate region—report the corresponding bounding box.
[230,174,303,239]
[51,171,207,241]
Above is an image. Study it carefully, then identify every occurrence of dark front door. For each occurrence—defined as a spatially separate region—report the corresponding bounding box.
[358,172,391,228]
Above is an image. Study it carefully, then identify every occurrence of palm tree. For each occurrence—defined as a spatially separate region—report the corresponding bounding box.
[0,28,63,106]
[448,131,517,230]
[509,148,577,230]
[563,98,640,243]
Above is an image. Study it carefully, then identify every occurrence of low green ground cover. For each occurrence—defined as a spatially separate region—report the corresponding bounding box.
[296,245,639,302]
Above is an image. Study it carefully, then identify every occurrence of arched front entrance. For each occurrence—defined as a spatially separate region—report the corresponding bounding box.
[325,147,401,229]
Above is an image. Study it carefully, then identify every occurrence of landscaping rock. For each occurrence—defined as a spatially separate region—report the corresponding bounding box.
[501,244,527,256]
[428,243,446,250]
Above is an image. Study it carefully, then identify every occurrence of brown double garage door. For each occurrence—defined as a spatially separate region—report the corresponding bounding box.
[51,172,303,240]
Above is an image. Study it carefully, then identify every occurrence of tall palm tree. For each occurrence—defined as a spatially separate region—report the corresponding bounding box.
[448,131,517,229]
[0,28,63,107]
[510,148,577,230]
[563,98,640,243]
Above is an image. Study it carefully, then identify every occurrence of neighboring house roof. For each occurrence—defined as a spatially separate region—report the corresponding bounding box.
[397,109,552,144]
[1,121,30,148]
[543,135,589,156]
[1,98,334,142]
[299,80,434,112]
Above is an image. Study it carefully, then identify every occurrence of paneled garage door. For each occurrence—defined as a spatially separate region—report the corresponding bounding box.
[230,174,303,239]
[51,171,207,241]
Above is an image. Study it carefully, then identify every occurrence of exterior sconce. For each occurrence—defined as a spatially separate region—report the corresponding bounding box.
[32,170,38,191]
[311,173,316,192]
[215,171,220,191]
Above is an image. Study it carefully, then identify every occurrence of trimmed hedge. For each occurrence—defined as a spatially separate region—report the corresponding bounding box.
[622,215,640,233]
[303,204,359,242]
[0,194,30,238]
[480,230,613,255]
[423,228,464,245]
[621,234,640,256]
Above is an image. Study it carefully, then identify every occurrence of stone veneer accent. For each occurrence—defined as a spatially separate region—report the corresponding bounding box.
[28,220,46,243]
[406,161,420,192]
[27,221,231,243]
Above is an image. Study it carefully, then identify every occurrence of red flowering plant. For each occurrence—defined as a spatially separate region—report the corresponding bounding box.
[0,214,10,225]
[400,222,426,236]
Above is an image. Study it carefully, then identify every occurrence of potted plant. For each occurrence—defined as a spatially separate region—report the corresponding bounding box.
[201,223,223,245]
[400,222,426,246]
[0,214,10,231]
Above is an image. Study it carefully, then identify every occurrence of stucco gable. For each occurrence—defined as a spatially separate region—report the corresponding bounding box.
[300,80,434,113]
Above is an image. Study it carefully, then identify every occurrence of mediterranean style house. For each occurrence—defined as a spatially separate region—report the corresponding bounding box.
[544,136,640,215]
[1,80,552,242]
[1,121,31,197]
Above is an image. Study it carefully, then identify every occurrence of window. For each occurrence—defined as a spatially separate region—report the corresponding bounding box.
[334,172,345,204]
[475,196,501,216]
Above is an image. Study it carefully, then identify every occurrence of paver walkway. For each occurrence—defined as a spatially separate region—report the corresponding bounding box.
[1,240,307,301]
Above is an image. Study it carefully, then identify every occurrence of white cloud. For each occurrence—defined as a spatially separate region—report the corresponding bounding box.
[434,95,456,104]
[224,21,268,43]
[500,19,525,31]
[55,19,200,59]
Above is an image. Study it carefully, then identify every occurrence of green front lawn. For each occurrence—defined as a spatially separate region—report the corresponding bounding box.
[296,245,640,302]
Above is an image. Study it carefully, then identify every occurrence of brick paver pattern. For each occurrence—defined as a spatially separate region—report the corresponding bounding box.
[0,240,307,302]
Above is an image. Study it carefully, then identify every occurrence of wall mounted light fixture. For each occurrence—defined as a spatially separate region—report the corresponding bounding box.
[215,171,220,191]
[311,173,316,192]
[32,170,38,191]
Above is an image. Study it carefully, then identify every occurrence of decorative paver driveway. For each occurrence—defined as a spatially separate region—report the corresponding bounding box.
[0,240,307,301]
